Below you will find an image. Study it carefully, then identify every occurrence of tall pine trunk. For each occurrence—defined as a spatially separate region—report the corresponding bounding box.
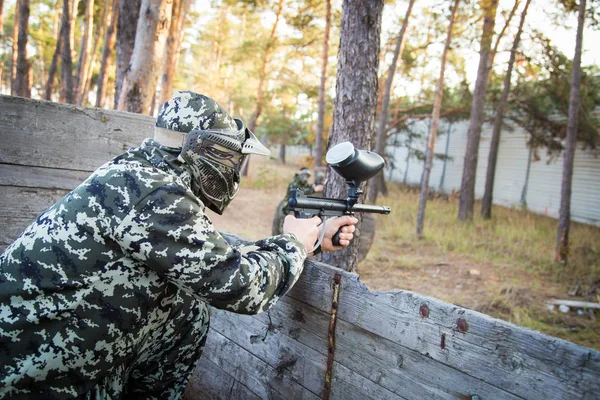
[117,0,173,114]
[96,0,118,108]
[15,0,30,98]
[314,0,331,169]
[0,0,4,92]
[45,5,64,100]
[319,0,384,273]
[481,0,531,219]
[242,0,284,177]
[415,0,460,237]
[159,0,188,104]
[81,0,108,105]
[368,0,415,203]
[556,0,586,262]
[114,0,141,108]
[488,0,520,76]
[0,0,4,42]
[10,0,20,95]
[60,0,75,103]
[458,0,498,221]
[75,0,94,104]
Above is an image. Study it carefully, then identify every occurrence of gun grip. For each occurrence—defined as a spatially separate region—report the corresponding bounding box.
[332,226,344,247]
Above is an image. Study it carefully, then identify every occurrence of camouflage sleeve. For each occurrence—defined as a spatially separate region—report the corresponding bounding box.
[113,183,307,315]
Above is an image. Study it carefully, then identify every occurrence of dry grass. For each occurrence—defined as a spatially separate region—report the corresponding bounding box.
[360,184,600,349]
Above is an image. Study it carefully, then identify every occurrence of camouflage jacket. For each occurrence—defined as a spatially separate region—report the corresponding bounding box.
[0,139,307,396]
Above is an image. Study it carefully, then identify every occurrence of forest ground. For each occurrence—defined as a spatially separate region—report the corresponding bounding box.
[208,156,600,350]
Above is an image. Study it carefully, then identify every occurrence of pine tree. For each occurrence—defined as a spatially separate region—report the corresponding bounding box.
[319,0,384,272]
[416,0,461,237]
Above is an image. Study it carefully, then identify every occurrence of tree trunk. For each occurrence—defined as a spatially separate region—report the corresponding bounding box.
[69,0,80,56]
[159,0,188,104]
[439,123,452,190]
[0,0,4,43]
[75,0,94,104]
[45,6,64,100]
[114,0,141,108]
[458,0,499,221]
[242,0,285,177]
[314,0,332,169]
[368,0,415,204]
[81,0,108,106]
[117,0,173,114]
[10,0,20,95]
[319,0,384,273]
[556,0,586,262]
[488,0,520,75]
[279,143,286,164]
[61,0,75,104]
[0,0,4,92]
[481,0,531,219]
[96,0,119,108]
[14,0,30,98]
[415,0,460,237]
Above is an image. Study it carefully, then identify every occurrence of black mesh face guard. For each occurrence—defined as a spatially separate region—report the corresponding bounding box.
[181,130,248,214]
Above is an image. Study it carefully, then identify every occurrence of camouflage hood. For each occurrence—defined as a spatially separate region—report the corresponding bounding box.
[135,138,196,194]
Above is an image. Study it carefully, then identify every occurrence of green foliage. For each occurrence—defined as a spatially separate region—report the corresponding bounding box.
[510,35,600,154]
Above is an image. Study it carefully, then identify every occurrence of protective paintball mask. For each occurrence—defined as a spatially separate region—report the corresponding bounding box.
[181,118,270,214]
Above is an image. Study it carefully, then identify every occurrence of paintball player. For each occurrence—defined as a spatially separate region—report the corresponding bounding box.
[0,91,357,399]
[272,167,324,235]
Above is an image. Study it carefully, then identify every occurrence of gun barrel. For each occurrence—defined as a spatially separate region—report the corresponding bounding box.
[289,196,391,215]
[351,203,391,215]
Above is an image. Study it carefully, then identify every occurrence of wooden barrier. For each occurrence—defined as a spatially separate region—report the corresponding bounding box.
[0,95,154,250]
[1,95,598,399]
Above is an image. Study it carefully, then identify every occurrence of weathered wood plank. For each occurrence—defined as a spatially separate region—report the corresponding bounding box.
[0,95,153,171]
[286,261,600,399]
[0,186,67,219]
[201,328,321,400]
[0,217,40,251]
[0,186,69,249]
[209,308,402,400]
[183,357,260,400]
[0,164,90,190]
[254,296,521,399]
[546,299,600,310]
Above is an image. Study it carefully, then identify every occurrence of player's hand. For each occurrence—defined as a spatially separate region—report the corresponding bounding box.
[283,215,321,253]
[320,216,358,252]
[313,184,324,192]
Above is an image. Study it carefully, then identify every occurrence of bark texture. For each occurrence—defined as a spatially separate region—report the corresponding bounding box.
[75,0,94,104]
[15,0,30,98]
[0,0,4,44]
[10,0,20,95]
[481,0,530,219]
[60,0,75,104]
[96,0,119,108]
[458,0,499,221]
[556,0,586,262]
[319,0,384,272]
[368,0,415,203]
[314,0,332,169]
[114,0,141,108]
[415,0,460,237]
[0,0,4,88]
[45,17,64,100]
[117,0,173,114]
[159,0,188,104]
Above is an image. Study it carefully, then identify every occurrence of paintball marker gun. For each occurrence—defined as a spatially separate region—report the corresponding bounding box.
[288,142,391,247]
